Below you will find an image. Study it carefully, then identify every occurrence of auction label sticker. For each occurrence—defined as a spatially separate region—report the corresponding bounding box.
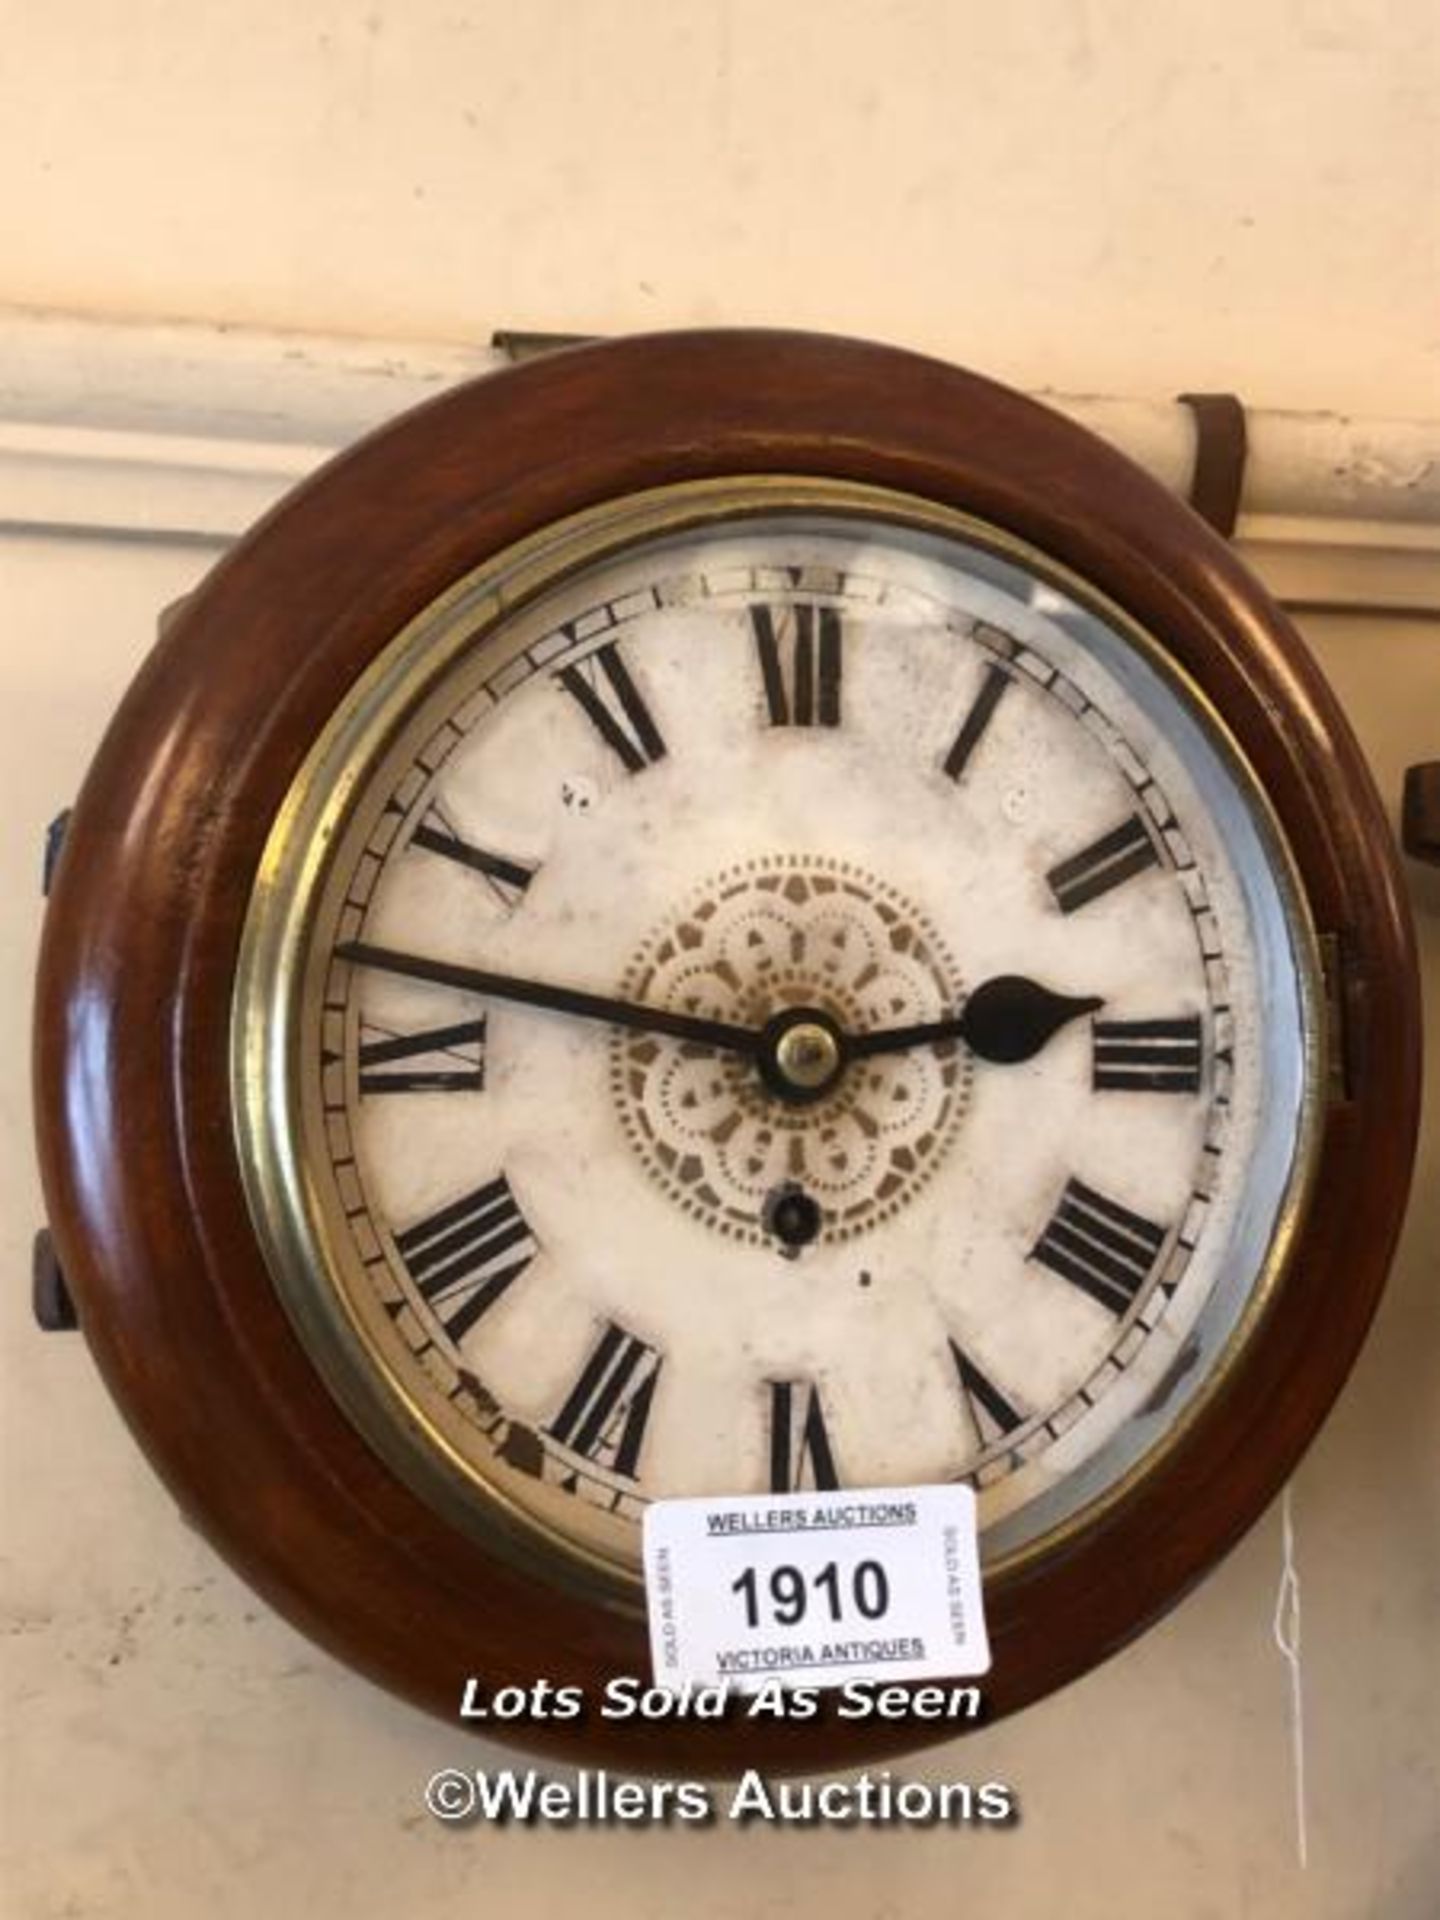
[643,1486,990,1691]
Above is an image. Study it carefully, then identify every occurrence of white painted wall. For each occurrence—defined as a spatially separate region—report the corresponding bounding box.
[2,3,1438,1916]
[2,0,1437,413]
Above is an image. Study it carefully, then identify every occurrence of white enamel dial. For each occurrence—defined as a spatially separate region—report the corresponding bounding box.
[236,479,1319,1592]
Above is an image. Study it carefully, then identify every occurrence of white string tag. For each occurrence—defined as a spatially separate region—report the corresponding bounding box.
[1272,1483,1309,1870]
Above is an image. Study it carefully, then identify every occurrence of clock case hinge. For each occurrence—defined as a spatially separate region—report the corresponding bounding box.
[1168,396,1369,1119]
[1317,930,1358,1107]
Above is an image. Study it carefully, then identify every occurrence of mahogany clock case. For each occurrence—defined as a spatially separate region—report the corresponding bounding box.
[32,331,1420,1773]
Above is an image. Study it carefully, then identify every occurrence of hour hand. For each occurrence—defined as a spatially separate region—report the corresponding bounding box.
[851,975,1103,1065]
[334,941,761,1056]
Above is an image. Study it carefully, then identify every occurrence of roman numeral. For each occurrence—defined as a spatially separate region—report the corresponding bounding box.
[1031,1179,1169,1315]
[358,1015,487,1094]
[546,1321,662,1480]
[394,1176,537,1343]
[1046,815,1160,914]
[751,604,843,728]
[943,662,1011,781]
[949,1340,1026,1447]
[556,642,666,772]
[1093,1015,1204,1093]
[411,805,535,907]
[768,1380,839,1492]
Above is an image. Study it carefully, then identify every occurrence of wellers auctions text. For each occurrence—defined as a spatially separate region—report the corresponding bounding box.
[425,1766,1015,1828]
[459,1676,984,1725]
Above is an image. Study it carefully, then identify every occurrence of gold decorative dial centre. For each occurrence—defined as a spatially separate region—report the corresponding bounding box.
[609,854,972,1246]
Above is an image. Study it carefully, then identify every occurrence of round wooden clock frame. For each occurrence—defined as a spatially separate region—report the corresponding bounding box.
[33,332,1420,1773]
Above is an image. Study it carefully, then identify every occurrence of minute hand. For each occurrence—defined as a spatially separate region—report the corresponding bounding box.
[851,974,1103,1065]
[334,941,761,1056]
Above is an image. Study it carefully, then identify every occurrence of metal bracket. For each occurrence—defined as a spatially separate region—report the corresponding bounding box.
[1176,393,1248,539]
[491,330,599,364]
[42,808,70,896]
[32,1230,78,1332]
[1402,763,1440,866]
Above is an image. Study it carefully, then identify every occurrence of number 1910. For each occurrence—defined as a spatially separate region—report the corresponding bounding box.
[731,1559,890,1629]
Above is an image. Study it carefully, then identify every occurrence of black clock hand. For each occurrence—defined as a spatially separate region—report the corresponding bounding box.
[334,940,762,1057]
[338,943,1099,1075]
[850,975,1104,1065]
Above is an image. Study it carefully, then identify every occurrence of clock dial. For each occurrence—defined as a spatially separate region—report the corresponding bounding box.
[234,477,1320,1596]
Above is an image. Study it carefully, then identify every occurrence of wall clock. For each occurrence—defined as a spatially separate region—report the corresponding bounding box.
[33,331,1420,1772]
